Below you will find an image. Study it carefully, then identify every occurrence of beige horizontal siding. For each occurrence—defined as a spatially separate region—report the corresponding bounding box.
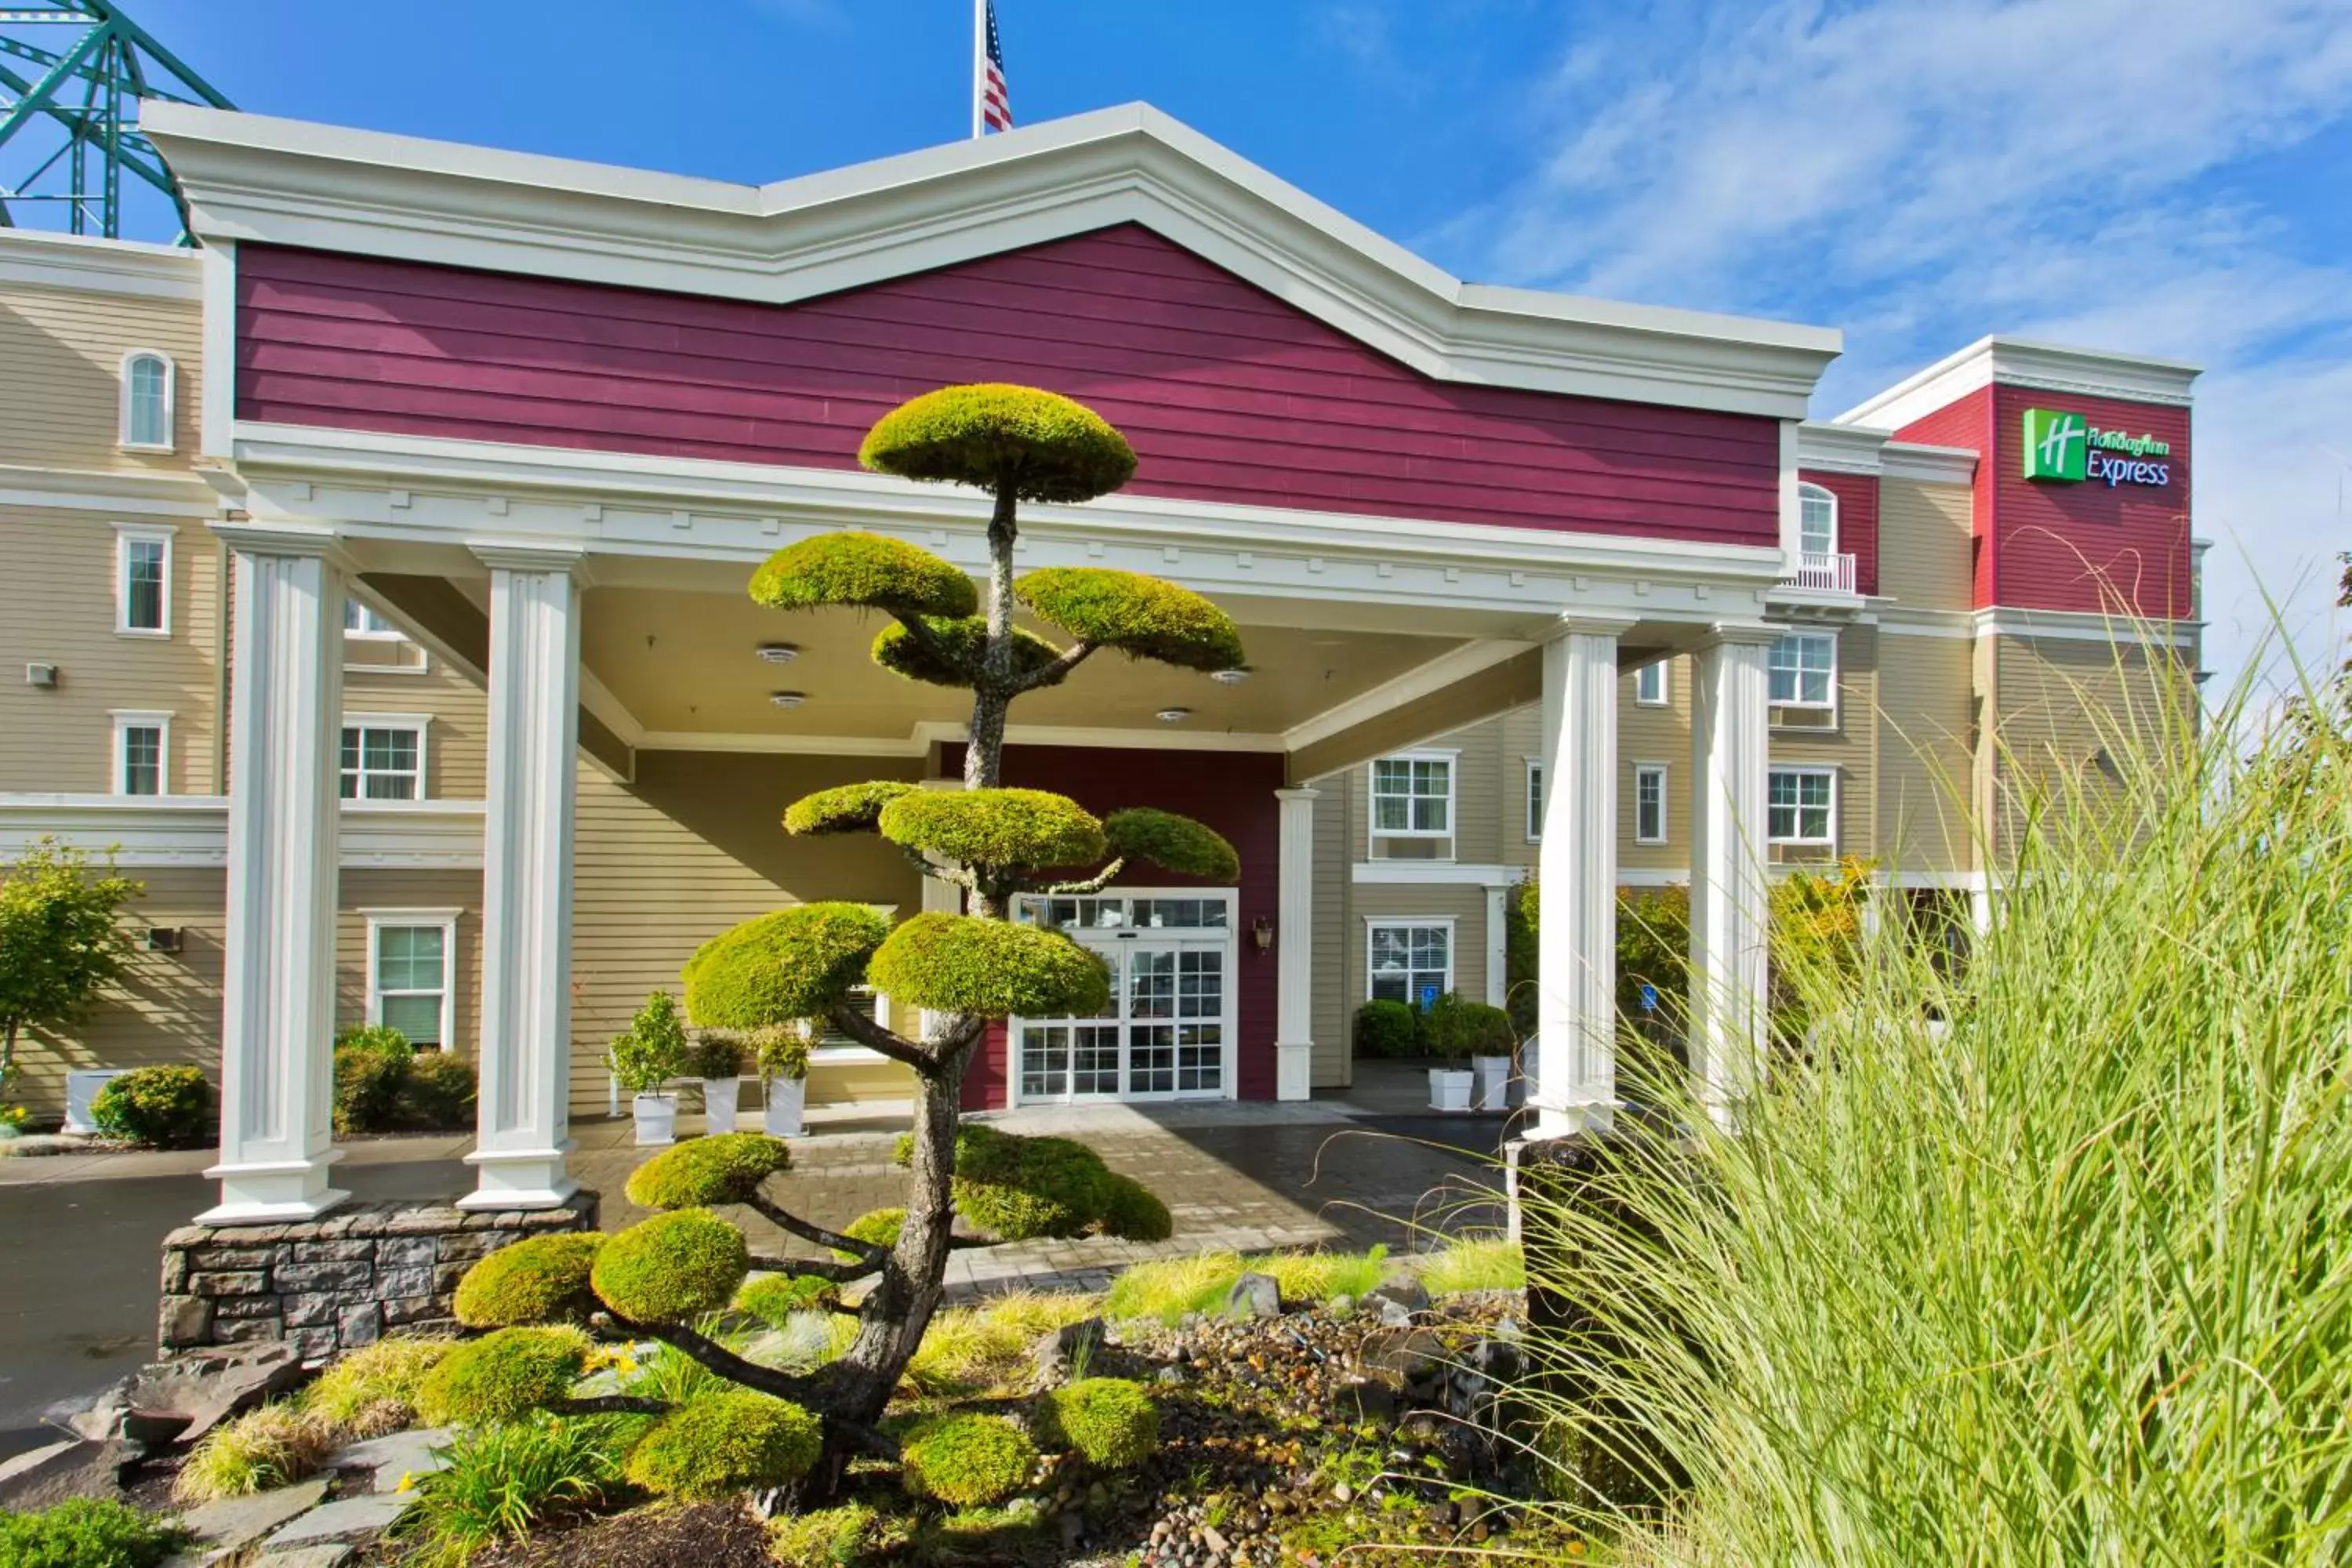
[1875,630,1976,873]
[1878,476,1974,612]
[1986,634,2190,867]
[0,282,201,473]
[343,657,491,801]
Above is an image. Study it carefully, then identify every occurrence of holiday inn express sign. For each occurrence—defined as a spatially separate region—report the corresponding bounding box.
[2022,407,2172,488]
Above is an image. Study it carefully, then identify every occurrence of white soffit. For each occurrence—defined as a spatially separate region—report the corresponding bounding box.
[143,101,1841,420]
[1837,335,2201,431]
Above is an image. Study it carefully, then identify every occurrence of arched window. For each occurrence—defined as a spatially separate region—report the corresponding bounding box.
[120,350,175,451]
[1798,481,1837,557]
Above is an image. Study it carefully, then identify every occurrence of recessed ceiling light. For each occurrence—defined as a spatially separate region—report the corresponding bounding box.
[770,691,808,710]
[1209,667,1250,685]
[1156,707,1191,724]
[756,643,800,664]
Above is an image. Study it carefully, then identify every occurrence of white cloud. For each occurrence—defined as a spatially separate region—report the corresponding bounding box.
[1454,0,2352,700]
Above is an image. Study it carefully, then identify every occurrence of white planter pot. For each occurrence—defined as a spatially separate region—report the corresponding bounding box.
[1428,1069,1474,1113]
[631,1092,677,1147]
[1472,1055,1512,1112]
[702,1076,741,1134]
[764,1075,808,1138]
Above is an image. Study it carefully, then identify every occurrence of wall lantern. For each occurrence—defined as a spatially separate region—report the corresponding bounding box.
[1250,916,1274,953]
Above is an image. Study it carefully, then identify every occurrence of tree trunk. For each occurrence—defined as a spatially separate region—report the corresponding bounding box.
[963,485,1020,792]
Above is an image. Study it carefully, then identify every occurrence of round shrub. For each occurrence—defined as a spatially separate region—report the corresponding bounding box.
[1016,568,1246,673]
[683,904,891,1030]
[1353,999,1418,1058]
[1095,1172,1174,1243]
[900,1414,1039,1506]
[416,1327,591,1427]
[590,1209,750,1324]
[866,914,1109,1020]
[1422,993,1517,1059]
[734,1272,840,1327]
[394,1051,476,1130]
[877,788,1105,872]
[784,780,917,837]
[873,616,1069,689]
[332,1040,408,1135]
[0,1497,187,1568]
[1102,808,1240,882]
[454,1233,604,1328]
[89,1064,212,1148]
[952,1127,1110,1240]
[834,1207,905,1261]
[858,383,1136,504]
[623,1391,822,1501]
[625,1132,791,1210]
[1043,1377,1160,1468]
[749,532,977,619]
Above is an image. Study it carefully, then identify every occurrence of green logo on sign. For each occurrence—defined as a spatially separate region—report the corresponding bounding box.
[2023,408,2088,482]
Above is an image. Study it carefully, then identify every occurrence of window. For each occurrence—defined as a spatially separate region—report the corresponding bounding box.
[1634,764,1668,844]
[365,910,458,1051]
[1798,482,1838,557]
[1769,632,1838,709]
[1768,768,1836,845]
[1368,921,1452,1007]
[114,524,172,636]
[1371,753,1453,837]
[1634,659,1669,706]
[1525,760,1544,841]
[339,717,427,800]
[111,711,170,796]
[119,350,174,451]
[343,599,403,639]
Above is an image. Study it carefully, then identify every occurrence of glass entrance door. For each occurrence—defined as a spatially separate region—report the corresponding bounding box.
[1013,894,1236,1104]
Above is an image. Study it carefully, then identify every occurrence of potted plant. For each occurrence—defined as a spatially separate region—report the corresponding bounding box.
[1421,992,1476,1112]
[688,1032,746,1134]
[611,990,688,1146]
[758,1024,813,1138]
[1460,1001,1520,1112]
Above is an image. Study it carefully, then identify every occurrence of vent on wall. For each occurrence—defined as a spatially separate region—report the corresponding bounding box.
[145,927,184,954]
[24,662,56,688]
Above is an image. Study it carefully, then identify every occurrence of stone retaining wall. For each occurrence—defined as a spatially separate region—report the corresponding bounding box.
[158,1194,600,1360]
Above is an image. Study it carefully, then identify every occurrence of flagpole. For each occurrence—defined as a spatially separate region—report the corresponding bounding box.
[971,0,985,139]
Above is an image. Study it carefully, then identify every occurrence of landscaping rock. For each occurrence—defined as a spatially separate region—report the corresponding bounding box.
[1362,1275,1431,1316]
[263,1489,416,1547]
[1223,1272,1283,1319]
[0,1439,114,1512]
[175,1476,332,1563]
[253,1548,354,1568]
[1374,1295,1415,1327]
[1033,1316,1108,1383]
[76,1343,304,1445]
[331,1426,452,1491]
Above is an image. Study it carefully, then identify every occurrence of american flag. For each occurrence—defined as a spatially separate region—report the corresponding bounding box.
[979,0,1011,133]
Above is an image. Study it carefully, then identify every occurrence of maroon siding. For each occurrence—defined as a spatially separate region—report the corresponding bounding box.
[1798,467,1878,596]
[235,227,1780,546]
[1988,384,2191,620]
[946,744,1283,1110]
[1895,388,1997,608]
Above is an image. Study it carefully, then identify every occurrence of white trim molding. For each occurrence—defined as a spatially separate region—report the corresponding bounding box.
[1351,860,1526,888]
[0,227,202,299]
[112,523,176,638]
[108,710,173,797]
[1273,787,1318,1102]
[361,907,463,1054]
[1973,606,2201,650]
[0,794,486,869]
[1881,441,1979,485]
[1838,335,2201,431]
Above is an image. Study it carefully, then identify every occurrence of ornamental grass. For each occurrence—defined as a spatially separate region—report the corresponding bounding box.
[1519,670,2352,1564]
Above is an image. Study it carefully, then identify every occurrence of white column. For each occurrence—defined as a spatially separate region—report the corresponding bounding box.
[462,546,585,1210]
[1688,625,1775,1127]
[1483,883,1509,1007]
[201,524,347,1222]
[1534,615,1633,1138]
[1273,786,1319,1102]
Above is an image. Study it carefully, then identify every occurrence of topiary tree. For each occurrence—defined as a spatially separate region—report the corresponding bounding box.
[448,384,1237,1497]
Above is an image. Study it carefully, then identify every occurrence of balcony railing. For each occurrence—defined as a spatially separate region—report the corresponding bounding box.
[1784,550,1857,593]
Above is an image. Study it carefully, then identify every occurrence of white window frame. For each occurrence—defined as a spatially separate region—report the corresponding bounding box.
[343,598,406,641]
[1525,758,1543,842]
[1633,659,1669,706]
[1769,631,1839,713]
[1365,916,1456,1007]
[110,710,172,797]
[1369,749,1457,844]
[1798,481,1838,557]
[118,349,176,452]
[1767,766,1838,848]
[1633,762,1668,845]
[113,523,174,638]
[339,713,430,802]
[362,908,460,1053]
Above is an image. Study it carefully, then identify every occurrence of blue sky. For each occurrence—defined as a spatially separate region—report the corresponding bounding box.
[87,0,2352,693]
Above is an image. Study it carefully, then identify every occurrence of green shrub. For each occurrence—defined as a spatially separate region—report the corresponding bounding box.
[1421,993,1515,1060]
[1042,1377,1159,1468]
[1101,807,1240,881]
[902,1414,1038,1506]
[394,1411,642,1566]
[0,1498,186,1568]
[590,1209,750,1324]
[866,913,1110,1019]
[858,383,1136,503]
[395,1051,477,1130]
[332,1041,408,1134]
[952,1126,1110,1240]
[454,1233,604,1328]
[685,1033,744,1080]
[877,787,1105,872]
[300,1334,457,1435]
[623,1131,791,1210]
[336,1022,414,1059]
[416,1327,592,1427]
[835,1206,905,1260]
[873,616,1068,688]
[623,1392,822,1501]
[172,1403,335,1502]
[735,1272,840,1327]
[750,531,978,619]
[681,905,890,1030]
[1095,1172,1174,1242]
[783,780,918,836]
[1016,568,1247,673]
[88,1064,212,1148]
[755,1025,811,1083]
[607,990,689,1096]
[1352,1000,1417,1058]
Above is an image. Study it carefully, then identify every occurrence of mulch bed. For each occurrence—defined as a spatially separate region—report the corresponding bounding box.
[469,1500,776,1568]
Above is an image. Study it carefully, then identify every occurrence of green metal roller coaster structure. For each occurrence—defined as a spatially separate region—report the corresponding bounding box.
[0,0,229,241]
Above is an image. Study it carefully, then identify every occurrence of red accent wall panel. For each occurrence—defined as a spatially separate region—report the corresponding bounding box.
[1988,384,2191,619]
[1894,387,1996,608]
[947,744,1283,1110]
[235,227,1781,546]
[1797,468,1877,596]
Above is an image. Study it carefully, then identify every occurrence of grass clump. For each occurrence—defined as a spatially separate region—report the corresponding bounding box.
[1523,677,2352,1562]
[1417,1236,1524,1296]
[767,1501,909,1566]
[393,1412,643,1567]
[300,1334,456,1436]
[623,1392,822,1501]
[454,1232,603,1328]
[905,1291,1100,1395]
[900,1414,1038,1507]
[1105,1247,1386,1325]
[1041,1377,1159,1468]
[172,1403,336,1502]
[0,1499,186,1568]
[416,1327,592,1428]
